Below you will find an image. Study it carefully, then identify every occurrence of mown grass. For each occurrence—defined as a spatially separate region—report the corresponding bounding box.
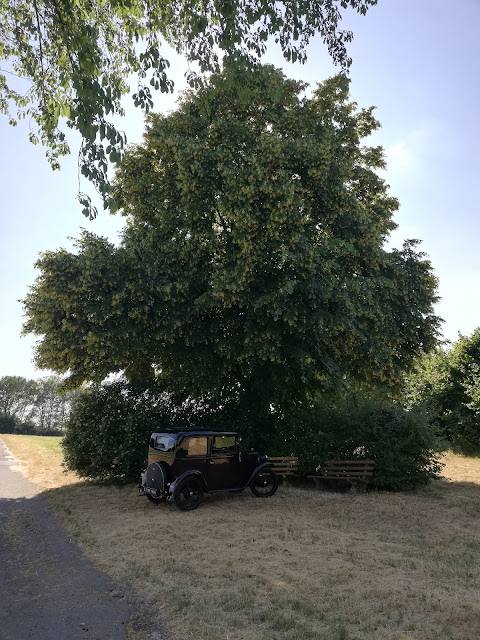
[2,435,480,640]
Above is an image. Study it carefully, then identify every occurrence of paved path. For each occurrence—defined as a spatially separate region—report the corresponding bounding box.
[0,438,139,640]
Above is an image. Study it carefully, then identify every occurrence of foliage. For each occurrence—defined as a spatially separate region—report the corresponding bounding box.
[0,0,377,218]
[63,378,214,482]
[34,375,75,433]
[0,374,75,434]
[23,65,441,436]
[63,378,444,489]
[0,375,37,422]
[13,420,38,435]
[270,392,445,490]
[405,328,480,454]
[0,414,17,433]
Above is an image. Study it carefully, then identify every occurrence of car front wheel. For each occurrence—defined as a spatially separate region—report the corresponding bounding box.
[250,469,279,498]
[173,475,205,511]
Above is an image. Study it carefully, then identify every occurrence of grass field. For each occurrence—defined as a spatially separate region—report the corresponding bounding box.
[2,434,480,640]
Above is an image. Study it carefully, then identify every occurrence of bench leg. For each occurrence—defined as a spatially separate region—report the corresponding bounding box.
[350,480,367,493]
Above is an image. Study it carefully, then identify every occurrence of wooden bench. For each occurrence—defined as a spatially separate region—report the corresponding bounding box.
[268,456,299,480]
[308,459,375,490]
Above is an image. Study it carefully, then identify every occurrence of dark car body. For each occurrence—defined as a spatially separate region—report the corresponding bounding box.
[138,429,278,510]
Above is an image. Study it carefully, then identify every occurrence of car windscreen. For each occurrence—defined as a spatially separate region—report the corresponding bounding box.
[212,435,236,454]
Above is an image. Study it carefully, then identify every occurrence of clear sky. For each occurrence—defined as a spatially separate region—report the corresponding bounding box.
[1,0,479,379]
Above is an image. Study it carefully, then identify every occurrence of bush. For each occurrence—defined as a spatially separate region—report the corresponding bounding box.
[64,381,160,482]
[14,421,37,435]
[404,330,480,455]
[0,414,17,433]
[63,379,445,490]
[269,393,446,491]
[62,379,215,482]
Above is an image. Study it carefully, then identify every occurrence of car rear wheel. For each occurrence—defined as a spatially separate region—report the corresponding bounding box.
[146,494,165,505]
[173,475,204,511]
[250,469,278,498]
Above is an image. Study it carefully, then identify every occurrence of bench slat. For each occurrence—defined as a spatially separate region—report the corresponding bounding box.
[308,475,369,482]
[309,459,375,487]
[269,456,299,477]
[321,471,373,477]
[272,465,298,470]
[323,465,375,469]
[319,464,375,473]
[322,460,375,469]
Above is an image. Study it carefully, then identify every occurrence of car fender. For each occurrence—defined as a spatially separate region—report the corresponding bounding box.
[167,469,205,503]
[245,461,274,488]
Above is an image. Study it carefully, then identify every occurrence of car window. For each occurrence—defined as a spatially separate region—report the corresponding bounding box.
[154,435,176,451]
[183,437,208,457]
[212,435,236,455]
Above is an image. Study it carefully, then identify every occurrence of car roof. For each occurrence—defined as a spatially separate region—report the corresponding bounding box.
[152,429,237,438]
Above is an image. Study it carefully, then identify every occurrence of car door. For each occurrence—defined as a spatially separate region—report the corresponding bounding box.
[172,435,210,479]
[203,435,243,491]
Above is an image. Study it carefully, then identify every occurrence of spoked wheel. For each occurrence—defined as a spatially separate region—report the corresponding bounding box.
[173,475,204,511]
[250,469,279,498]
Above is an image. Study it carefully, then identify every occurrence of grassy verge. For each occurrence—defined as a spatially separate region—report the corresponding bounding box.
[0,434,79,490]
[2,435,480,639]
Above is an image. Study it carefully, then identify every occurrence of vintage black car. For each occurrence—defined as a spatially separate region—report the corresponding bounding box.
[138,429,278,510]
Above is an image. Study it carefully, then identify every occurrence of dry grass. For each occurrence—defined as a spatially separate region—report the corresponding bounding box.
[440,450,480,485]
[2,435,480,640]
[0,434,79,490]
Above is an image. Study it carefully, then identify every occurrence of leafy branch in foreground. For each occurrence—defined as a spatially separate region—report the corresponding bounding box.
[1,0,378,217]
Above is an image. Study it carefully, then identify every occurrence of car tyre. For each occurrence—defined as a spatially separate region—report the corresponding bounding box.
[250,468,279,498]
[173,475,204,511]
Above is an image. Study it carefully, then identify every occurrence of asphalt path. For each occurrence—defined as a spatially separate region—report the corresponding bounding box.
[0,438,155,640]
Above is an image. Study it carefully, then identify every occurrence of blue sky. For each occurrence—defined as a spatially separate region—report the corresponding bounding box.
[1,0,479,379]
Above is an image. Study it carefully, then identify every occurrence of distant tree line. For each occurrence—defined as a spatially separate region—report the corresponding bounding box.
[0,375,78,435]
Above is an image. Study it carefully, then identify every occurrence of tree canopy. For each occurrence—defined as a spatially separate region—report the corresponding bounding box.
[405,328,480,453]
[1,0,377,217]
[23,65,440,434]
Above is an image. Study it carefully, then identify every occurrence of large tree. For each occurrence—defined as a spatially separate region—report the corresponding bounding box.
[23,65,440,434]
[1,0,377,217]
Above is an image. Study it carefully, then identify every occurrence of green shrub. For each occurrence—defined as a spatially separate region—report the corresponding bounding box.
[63,379,445,490]
[404,329,480,455]
[0,414,17,433]
[14,421,37,435]
[269,393,445,490]
[64,381,161,482]
[62,379,214,482]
